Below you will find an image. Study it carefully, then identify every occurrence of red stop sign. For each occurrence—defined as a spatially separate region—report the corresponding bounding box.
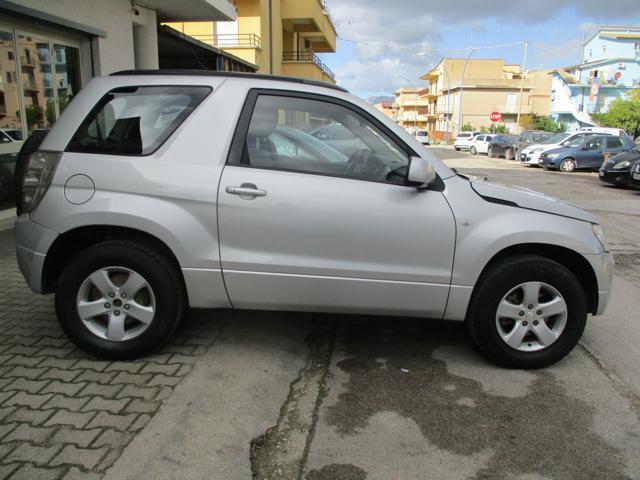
[489,111,501,122]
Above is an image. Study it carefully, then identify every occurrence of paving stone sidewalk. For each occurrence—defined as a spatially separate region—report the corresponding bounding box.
[0,233,223,479]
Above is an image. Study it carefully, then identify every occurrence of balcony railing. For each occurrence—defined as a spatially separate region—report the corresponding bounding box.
[23,81,38,91]
[20,56,36,67]
[492,104,532,114]
[188,33,262,49]
[282,50,335,80]
[318,0,337,33]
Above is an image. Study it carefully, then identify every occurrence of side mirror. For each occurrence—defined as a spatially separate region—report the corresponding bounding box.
[407,157,436,188]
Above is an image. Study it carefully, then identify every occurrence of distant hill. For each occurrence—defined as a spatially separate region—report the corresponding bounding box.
[368,95,394,104]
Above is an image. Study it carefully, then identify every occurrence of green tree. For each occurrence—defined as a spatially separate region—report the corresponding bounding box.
[532,115,565,133]
[592,92,640,138]
[461,122,474,132]
[19,105,44,129]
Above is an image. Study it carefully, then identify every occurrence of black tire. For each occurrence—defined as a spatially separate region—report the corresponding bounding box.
[454,147,460,151]
[467,254,587,369]
[470,146,477,155]
[505,148,513,161]
[488,147,494,158]
[55,241,185,359]
[560,158,576,173]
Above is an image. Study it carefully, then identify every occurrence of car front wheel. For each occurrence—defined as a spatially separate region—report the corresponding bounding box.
[467,254,587,368]
[55,241,185,359]
[505,149,513,160]
[560,158,576,172]
[470,146,477,155]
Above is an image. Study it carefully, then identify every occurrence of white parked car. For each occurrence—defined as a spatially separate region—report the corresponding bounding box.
[469,134,494,155]
[0,128,24,156]
[14,71,612,368]
[415,130,430,145]
[454,132,480,151]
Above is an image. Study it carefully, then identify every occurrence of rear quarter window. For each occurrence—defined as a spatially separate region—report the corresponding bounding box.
[66,85,211,156]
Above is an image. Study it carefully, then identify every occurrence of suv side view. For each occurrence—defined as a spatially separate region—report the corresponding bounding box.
[15,71,613,368]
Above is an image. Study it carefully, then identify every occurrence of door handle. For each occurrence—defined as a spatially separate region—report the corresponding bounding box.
[226,184,267,197]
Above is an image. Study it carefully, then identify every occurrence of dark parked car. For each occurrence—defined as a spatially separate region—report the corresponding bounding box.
[539,135,629,172]
[598,145,640,186]
[515,130,555,158]
[630,158,640,189]
[487,134,517,159]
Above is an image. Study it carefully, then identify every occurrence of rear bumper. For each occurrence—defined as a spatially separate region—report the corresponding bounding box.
[15,214,58,293]
[584,251,614,316]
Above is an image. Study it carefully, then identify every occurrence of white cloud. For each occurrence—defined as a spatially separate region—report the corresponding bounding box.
[324,0,640,97]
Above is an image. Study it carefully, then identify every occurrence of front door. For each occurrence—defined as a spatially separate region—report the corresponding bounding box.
[217,91,456,318]
[580,136,604,168]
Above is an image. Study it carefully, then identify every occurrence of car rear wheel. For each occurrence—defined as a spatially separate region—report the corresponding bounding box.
[55,241,185,359]
[467,254,587,368]
[488,147,494,158]
[505,148,513,160]
[560,158,576,172]
[470,146,477,155]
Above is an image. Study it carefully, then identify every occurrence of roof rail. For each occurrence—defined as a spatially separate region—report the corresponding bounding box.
[110,69,348,92]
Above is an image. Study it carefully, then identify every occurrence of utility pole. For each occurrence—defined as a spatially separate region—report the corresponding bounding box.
[516,40,528,134]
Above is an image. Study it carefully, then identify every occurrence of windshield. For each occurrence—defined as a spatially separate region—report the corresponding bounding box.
[544,133,570,144]
[457,133,472,138]
[563,136,591,148]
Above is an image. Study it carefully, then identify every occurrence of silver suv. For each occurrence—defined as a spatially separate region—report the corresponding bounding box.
[15,71,613,367]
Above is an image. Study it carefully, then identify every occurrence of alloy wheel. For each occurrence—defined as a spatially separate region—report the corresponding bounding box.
[495,281,568,352]
[561,159,576,172]
[76,266,156,341]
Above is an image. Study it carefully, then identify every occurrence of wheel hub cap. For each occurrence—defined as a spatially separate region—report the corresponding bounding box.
[495,281,568,352]
[76,266,156,342]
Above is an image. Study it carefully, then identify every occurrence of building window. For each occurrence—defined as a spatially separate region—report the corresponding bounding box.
[7,51,13,60]
[6,72,14,83]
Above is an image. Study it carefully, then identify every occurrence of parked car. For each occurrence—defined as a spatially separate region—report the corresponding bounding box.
[415,130,430,145]
[0,128,24,156]
[539,135,628,172]
[520,132,600,166]
[14,71,613,368]
[487,134,517,159]
[469,134,494,155]
[310,123,366,157]
[631,159,640,189]
[515,131,555,159]
[598,145,640,187]
[454,132,480,151]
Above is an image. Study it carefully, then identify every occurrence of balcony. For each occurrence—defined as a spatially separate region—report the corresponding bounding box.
[23,81,39,92]
[282,50,335,83]
[491,104,532,114]
[187,33,261,49]
[281,0,337,53]
[20,56,36,68]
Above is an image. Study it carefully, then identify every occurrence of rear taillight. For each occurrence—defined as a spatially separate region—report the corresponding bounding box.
[21,151,61,213]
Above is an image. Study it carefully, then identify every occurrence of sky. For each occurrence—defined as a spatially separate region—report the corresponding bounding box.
[318,0,640,100]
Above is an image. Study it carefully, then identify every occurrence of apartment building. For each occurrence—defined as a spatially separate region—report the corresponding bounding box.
[393,87,430,132]
[419,59,552,138]
[166,0,337,84]
[550,26,640,130]
[373,99,395,120]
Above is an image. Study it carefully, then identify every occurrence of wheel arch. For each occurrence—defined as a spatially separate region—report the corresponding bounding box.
[468,243,599,317]
[42,225,187,300]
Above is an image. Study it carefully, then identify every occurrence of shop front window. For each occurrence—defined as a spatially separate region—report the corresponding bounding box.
[0,30,23,211]
[18,34,55,131]
[0,28,82,211]
[53,44,81,115]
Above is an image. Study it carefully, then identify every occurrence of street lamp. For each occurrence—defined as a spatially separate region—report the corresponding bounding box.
[394,73,418,134]
[418,52,452,145]
[456,47,477,135]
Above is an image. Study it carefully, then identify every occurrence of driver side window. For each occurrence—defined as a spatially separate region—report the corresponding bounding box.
[242,94,411,184]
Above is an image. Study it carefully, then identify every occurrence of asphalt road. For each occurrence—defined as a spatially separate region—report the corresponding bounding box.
[1,148,639,479]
